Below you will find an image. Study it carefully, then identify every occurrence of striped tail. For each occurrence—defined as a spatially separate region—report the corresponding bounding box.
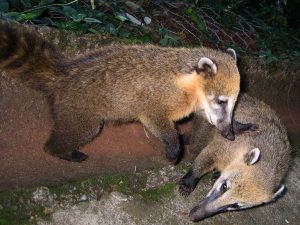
[0,22,67,91]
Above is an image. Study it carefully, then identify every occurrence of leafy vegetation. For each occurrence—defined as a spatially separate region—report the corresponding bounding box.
[0,1,299,63]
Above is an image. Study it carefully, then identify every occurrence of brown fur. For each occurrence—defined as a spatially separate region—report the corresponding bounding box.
[0,22,240,162]
[179,94,290,221]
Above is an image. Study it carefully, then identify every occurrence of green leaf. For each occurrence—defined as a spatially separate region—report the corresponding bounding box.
[125,13,141,25]
[94,12,104,18]
[139,34,151,43]
[22,8,45,20]
[158,28,167,36]
[39,0,55,6]
[63,5,78,18]
[186,7,193,14]
[108,23,117,35]
[116,14,128,22]
[159,37,169,46]
[118,31,130,38]
[0,12,22,21]
[71,13,86,22]
[0,0,9,12]
[98,24,105,32]
[65,21,82,30]
[84,17,102,24]
[47,6,63,14]
[21,0,32,9]
[88,28,100,34]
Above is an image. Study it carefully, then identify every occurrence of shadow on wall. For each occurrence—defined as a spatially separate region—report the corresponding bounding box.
[239,57,300,142]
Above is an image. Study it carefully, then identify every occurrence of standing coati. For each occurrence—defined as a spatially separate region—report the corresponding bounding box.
[0,22,241,162]
[179,94,290,222]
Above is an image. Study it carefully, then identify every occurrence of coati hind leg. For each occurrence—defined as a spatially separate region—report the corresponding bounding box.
[139,115,180,162]
[179,146,215,196]
[45,109,104,162]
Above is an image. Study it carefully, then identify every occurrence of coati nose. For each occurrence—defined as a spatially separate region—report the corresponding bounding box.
[225,130,235,140]
[217,119,224,123]
[221,126,235,141]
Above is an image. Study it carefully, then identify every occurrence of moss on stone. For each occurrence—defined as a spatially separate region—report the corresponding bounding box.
[139,183,177,202]
[0,188,46,225]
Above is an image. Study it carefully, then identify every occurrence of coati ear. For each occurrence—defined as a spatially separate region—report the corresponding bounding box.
[244,148,260,165]
[264,184,286,203]
[226,48,237,62]
[197,57,217,76]
[272,184,286,200]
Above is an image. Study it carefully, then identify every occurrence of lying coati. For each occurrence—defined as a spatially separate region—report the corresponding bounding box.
[0,22,242,162]
[179,94,290,221]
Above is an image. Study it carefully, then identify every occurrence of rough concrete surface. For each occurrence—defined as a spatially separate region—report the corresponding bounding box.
[35,161,299,225]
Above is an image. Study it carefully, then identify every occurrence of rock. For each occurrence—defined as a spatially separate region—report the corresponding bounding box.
[110,192,128,204]
[38,197,136,225]
[79,194,88,201]
[143,16,152,25]
[145,165,188,189]
[32,187,54,205]
[37,159,300,225]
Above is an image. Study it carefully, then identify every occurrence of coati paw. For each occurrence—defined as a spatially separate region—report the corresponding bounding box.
[59,150,88,162]
[178,170,199,197]
[165,147,180,163]
[244,124,260,135]
[233,120,260,136]
[166,152,179,163]
[178,183,194,197]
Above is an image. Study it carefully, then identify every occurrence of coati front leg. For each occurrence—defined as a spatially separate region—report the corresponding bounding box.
[45,109,104,162]
[139,115,180,162]
[232,119,259,135]
[179,146,215,197]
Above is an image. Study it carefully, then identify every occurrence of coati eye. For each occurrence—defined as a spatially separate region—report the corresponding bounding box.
[217,99,228,105]
[221,182,228,192]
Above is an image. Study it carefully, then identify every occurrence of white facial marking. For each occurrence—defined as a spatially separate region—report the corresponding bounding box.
[201,94,234,128]
[218,96,229,101]
[206,187,214,197]
[202,95,214,125]
[206,173,230,197]
[227,97,234,120]
[227,203,248,211]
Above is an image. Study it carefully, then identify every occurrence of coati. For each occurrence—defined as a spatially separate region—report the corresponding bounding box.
[179,94,290,221]
[0,22,241,162]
